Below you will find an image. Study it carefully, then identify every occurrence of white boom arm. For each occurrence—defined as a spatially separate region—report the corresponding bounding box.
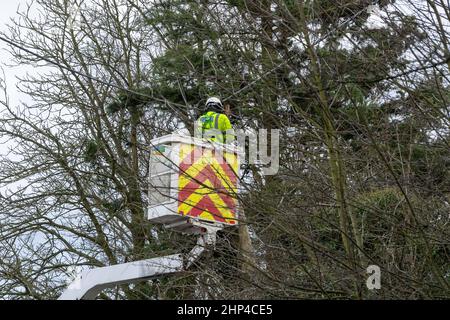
[59,254,184,300]
[59,230,217,300]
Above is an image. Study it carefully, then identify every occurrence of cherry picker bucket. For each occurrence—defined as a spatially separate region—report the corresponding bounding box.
[148,134,241,234]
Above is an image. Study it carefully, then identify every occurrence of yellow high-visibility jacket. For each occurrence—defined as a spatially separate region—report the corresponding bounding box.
[195,111,235,144]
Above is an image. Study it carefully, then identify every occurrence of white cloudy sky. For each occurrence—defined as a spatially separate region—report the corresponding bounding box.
[0,0,34,157]
[0,0,34,107]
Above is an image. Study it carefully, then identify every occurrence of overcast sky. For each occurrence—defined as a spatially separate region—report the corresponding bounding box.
[0,0,34,107]
[0,0,34,157]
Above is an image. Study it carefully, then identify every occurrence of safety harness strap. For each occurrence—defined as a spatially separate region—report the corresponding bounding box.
[214,113,220,130]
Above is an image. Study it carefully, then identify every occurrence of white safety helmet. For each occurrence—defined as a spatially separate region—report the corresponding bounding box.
[205,97,223,112]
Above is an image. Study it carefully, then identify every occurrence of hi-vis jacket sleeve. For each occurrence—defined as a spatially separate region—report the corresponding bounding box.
[219,114,236,143]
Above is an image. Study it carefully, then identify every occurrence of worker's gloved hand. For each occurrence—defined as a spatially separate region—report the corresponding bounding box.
[224,104,232,117]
